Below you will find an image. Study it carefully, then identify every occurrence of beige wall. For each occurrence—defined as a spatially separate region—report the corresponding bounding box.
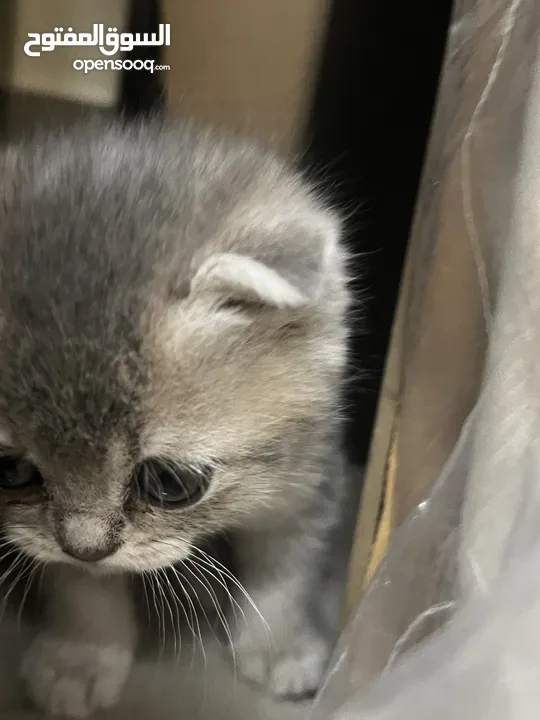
[2,0,329,141]
[164,0,330,154]
[5,0,128,106]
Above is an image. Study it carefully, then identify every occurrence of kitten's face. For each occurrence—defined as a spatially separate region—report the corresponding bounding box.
[0,304,330,572]
[0,120,348,573]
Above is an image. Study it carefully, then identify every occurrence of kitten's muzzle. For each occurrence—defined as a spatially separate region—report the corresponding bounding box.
[55,512,123,564]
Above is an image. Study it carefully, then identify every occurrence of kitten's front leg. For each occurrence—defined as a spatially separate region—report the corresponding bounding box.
[231,518,344,700]
[21,564,136,718]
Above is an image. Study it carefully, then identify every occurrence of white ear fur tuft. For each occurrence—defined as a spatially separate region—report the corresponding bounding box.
[190,253,308,309]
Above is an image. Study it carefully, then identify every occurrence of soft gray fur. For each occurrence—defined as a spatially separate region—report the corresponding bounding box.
[0,118,351,717]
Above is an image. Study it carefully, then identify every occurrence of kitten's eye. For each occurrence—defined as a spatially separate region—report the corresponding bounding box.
[134,458,211,508]
[0,455,42,490]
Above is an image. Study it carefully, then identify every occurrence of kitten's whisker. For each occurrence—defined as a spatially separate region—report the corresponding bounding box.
[172,565,219,703]
[0,549,26,592]
[189,558,247,625]
[17,557,41,630]
[0,553,30,626]
[0,540,22,554]
[147,570,166,661]
[174,564,223,671]
[149,538,239,614]
[172,566,214,639]
[149,538,273,652]
[184,559,238,684]
[185,556,243,640]
[154,569,169,661]
[184,558,236,639]
[0,545,26,567]
[193,546,274,651]
[176,571,208,675]
[169,573,198,669]
[186,556,245,628]
[182,562,225,645]
[169,567,206,672]
[37,561,47,598]
[141,573,153,625]
[156,568,182,659]
[151,537,247,629]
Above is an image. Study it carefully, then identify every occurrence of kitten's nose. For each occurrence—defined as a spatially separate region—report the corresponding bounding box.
[62,543,119,563]
[58,513,122,563]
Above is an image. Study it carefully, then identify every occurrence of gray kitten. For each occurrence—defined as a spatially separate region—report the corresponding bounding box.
[0,118,350,717]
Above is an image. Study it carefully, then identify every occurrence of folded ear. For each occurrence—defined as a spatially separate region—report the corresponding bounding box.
[191,253,308,309]
[190,208,341,310]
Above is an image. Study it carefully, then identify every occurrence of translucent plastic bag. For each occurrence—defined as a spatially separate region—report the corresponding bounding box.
[311,0,540,717]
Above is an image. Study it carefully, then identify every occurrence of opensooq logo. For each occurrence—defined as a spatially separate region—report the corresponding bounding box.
[24,23,171,58]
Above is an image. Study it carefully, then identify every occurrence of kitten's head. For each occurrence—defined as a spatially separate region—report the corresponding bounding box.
[0,119,349,573]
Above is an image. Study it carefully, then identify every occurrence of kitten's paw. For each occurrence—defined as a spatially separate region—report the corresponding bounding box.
[235,629,329,700]
[20,634,133,717]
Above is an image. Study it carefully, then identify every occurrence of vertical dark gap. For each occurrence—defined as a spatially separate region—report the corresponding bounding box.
[303,0,454,466]
[0,0,18,137]
[119,0,166,117]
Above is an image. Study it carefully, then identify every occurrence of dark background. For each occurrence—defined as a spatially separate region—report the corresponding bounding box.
[303,0,454,464]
